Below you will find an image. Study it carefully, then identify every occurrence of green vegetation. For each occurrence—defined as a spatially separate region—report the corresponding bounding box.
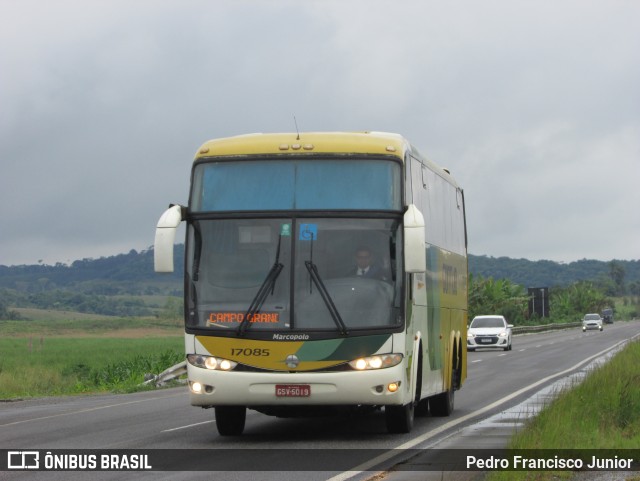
[470,256,640,294]
[469,274,639,326]
[0,318,182,399]
[616,296,640,321]
[489,340,640,481]
[1,249,638,402]
[0,247,183,319]
[469,275,529,323]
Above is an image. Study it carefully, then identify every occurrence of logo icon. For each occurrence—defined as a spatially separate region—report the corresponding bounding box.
[8,451,39,469]
[285,354,300,369]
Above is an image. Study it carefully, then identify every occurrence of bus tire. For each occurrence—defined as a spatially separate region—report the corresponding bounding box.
[414,349,429,417]
[385,402,414,434]
[415,398,429,417]
[429,385,454,417]
[215,406,246,436]
[430,352,458,417]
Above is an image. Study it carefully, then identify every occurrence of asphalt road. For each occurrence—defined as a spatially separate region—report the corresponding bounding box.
[2,320,639,481]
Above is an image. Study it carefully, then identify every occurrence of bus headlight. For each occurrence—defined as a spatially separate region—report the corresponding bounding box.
[349,353,403,371]
[187,354,237,371]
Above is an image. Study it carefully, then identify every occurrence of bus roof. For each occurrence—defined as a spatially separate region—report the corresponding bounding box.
[194,132,410,160]
[194,131,459,188]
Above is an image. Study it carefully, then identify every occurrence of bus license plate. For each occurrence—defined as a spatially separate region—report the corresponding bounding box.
[275,384,311,397]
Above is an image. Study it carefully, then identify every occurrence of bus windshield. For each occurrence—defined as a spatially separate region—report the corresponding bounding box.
[190,158,402,212]
[185,217,402,333]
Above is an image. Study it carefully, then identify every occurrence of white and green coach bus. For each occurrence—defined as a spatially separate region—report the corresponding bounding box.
[154,132,468,435]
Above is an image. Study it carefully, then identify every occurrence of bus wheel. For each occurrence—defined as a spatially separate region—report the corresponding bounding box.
[415,398,429,417]
[430,359,460,416]
[430,362,457,417]
[414,350,428,417]
[215,406,246,436]
[431,347,461,416]
[385,403,414,434]
[429,385,454,417]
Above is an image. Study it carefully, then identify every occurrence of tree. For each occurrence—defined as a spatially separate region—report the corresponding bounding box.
[0,299,21,320]
[609,261,626,295]
[550,281,609,321]
[468,275,528,324]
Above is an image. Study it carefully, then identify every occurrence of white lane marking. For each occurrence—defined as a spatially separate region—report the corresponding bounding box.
[0,392,186,427]
[162,421,214,432]
[519,349,526,352]
[471,359,482,363]
[326,335,639,481]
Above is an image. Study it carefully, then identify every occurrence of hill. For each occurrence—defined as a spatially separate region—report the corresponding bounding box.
[1,247,639,292]
[469,255,640,289]
[0,248,183,318]
[0,247,183,295]
[1,248,638,319]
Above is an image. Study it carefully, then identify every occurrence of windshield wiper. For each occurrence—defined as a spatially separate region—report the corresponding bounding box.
[237,235,284,337]
[304,260,348,336]
[237,262,283,336]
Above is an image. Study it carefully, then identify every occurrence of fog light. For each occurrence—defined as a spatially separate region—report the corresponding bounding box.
[387,382,399,393]
[192,382,202,393]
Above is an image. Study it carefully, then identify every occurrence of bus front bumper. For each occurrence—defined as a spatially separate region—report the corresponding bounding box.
[186,363,407,407]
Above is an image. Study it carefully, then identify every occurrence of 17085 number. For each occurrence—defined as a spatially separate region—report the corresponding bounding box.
[231,348,271,356]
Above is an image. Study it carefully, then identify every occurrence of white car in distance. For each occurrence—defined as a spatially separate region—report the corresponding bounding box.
[467,315,513,351]
[582,313,604,332]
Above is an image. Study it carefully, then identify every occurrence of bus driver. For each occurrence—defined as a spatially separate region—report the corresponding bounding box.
[352,246,387,281]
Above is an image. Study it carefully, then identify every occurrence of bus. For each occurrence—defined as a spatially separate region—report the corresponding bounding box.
[154,131,468,435]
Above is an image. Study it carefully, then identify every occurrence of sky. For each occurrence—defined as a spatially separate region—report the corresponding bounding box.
[1,0,639,266]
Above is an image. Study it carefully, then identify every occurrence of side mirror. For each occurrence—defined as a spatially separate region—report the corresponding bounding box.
[154,205,184,273]
[403,204,426,273]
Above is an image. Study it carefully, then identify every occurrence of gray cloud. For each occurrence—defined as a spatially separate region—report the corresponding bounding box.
[1,0,638,265]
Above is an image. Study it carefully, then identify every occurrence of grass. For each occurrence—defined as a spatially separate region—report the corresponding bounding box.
[0,314,182,336]
[0,317,183,399]
[488,339,640,480]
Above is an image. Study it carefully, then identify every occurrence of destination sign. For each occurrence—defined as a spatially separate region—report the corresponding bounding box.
[208,312,280,324]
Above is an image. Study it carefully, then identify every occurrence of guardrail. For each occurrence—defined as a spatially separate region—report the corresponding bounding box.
[141,360,187,387]
[512,321,582,335]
